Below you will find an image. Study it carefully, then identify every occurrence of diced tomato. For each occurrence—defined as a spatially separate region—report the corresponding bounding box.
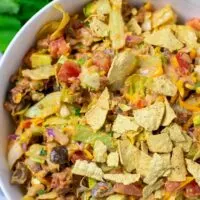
[165,181,181,193]
[92,51,111,73]
[57,61,81,84]
[49,37,70,58]
[184,181,200,198]
[113,183,142,197]
[136,99,146,109]
[70,151,87,163]
[187,18,200,31]
[176,52,191,75]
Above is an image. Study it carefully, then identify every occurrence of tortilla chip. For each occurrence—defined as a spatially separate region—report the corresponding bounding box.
[133,102,165,131]
[106,194,127,200]
[107,152,119,167]
[162,123,185,142]
[85,88,109,131]
[175,132,192,152]
[185,159,200,186]
[168,146,187,181]
[112,114,141,135]
[140,141,149,154]
[127,17,142,35]
[144,154,169,185]
[144,28,183,52]
[93,140,107,163]
[72,160,103,181]
[133,146,152,177]
[160,153,171,177]
[107,49,138,90]
[151,75,177,97]
[118,140,136,172]
[104,173,140,185]
[147,131,173,153]
[143,179,164,200]
[175,25,198,48]
[162,98,177,126]
[152,5,176,28]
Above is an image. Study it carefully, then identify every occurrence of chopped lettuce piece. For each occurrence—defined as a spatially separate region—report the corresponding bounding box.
[118,140,136,172]
[175,25,198,48]
[43,117,68,126]
[93,140,107,163]
[147,131,173,153]
[72,160,103,181]
[25,92,61,119]
[30,53,52,68]
[107,152,119,167]
[90,18,109,37]
[112,114,140,135]
[193,115,200,126]
[80,67,100,90]
[163,123,185,142]
[143,179,164,200]
[83,1,97,17]
[103,173,140,185]
[108,50,138,90]
[124,74,151,103]
[152,5,176,28]
[133,102,165,131]
[144,154,169,185]
[22,65,55,80]
[127,17,142,35]
[106,194,127,200]
[96,0,111,15]
[8,141,24,169]
[109,0,125,49]
[162,98,177,126]
[151,75,177,97]
[85,88,109,131]
[144,28,183,52]
[168,146,187,181]
[26,144,47,164]
[73,125,114,149]
[185,159,200,186]
[174,132,192,153]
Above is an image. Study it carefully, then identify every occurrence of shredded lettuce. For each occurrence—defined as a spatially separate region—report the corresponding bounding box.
[93,140,107,163]
[25,92,61,119]
[109,0,125,49]
[30,53,52,68]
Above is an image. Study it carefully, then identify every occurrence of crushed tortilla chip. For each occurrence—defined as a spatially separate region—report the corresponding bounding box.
[147,131,173,153]
[152,5,176,28]
[104,173,140,185]
[127,17,142,35]
[175,25,198,48]
[93,140,107,163]
[143,179,164,199]
[144,154,169,185]
[144,28,183,52]
[133,102,165,131]
[168,146,187,181]
[160,153,171,177]
[174,132,192,152]
[118,140,136,172]
[72,160,103,181]
[162,98,177,126]
[112,114,141,135]
[107,49,138,90]
[163,123,185,142]
[85,87,109,131]
[133,146,152,177]
[107,152,119,167]
[151,75,177,97]
[185,159,200,186]
[106,194,127,200]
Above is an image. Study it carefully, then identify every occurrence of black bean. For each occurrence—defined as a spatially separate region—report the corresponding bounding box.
[50,146,68,165]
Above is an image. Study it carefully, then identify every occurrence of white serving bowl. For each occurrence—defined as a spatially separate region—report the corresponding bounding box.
[0,0,199,199]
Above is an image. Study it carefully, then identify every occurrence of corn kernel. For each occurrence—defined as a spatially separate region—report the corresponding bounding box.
[83,149,93,160]
[171,55,179,68]
[185,83,195,90]
[190,48,197,59]
[13,93,22,104]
